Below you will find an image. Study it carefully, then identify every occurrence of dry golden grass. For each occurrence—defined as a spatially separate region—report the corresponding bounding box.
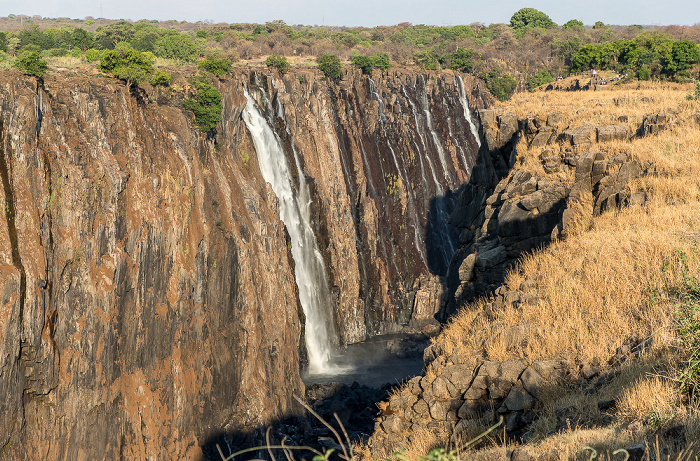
[378,81,700,459]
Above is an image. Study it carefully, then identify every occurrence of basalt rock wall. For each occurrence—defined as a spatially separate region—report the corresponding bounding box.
[0,67,485,459]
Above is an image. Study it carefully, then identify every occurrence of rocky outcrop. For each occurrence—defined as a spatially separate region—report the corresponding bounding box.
[0,66,486,458]
[442,108,646,317]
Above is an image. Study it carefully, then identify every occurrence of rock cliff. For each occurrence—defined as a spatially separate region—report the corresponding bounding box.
[0,66,484,458]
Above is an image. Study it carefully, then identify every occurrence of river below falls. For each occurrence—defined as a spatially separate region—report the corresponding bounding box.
[302,333,427,388]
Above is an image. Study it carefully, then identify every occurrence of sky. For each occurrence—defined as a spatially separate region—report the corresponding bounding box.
[2,0,699,28]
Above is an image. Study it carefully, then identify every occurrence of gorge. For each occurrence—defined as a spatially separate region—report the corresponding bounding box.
[0,66,487,458]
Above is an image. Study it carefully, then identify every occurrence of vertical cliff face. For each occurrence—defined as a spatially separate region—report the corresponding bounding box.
[0,73,304,459]
[234,69,486,343]
[0,67,485,458]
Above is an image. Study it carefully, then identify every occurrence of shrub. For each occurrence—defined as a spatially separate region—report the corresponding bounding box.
[198,57,232,77]
[183,77,223,133]
[85,48,102,62]
[99,44,154,88]
[317,53,342,79]
[12,50,48,77]
[151,70,172,86]
[350,55,374,74]
[372,53,391,70]
[481,69,517,101]
[154,33,198,62]
[527,69,554,91]
[443,48,473,73]
[265,54,290,74]
[415,50,440,70]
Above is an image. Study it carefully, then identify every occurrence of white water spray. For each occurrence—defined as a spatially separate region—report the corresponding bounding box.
[242,89,336,374]
[456,76,481,148]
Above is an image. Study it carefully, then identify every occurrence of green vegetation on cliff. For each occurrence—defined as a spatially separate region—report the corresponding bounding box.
[183,77,222,133]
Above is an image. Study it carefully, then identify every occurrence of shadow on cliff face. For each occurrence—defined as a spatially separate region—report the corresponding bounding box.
[425,189,461,277]
[199,381,398,461]
[437,110,567,322]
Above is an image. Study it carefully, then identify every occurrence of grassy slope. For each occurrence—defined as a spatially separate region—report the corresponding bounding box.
[373,78,700,459]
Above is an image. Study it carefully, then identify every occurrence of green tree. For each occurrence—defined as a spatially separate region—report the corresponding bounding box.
[527,69,554,91]
[317,53,342,79]
[70,28,94,51]
[0,32,7,52]
[415,50,440,70]
[482,69,517,101]
[445,48,474,73]
[183,78,222,133]
[12,50,48,77]
[562,19,584,30]
[94,21,135,49]
[198,57,232,77]
[265,54,290,74]
[372,53,391,70]
[350,55,374,74]
[509,8,557,32]
[150,70,172,86]
[154,33,198,62]
[99,44,154,88]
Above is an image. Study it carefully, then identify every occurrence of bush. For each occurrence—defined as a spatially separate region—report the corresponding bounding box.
[154,33,198,62]
[444,48,473,73]
[350,55,374,74]
[265,54,290,74]
[183,77,223,133]
[527,69,554,91]
[317,54,342,79]
[415,50,440,70]
[372,53,391,70]
[482,69,518,101]
[99,44,154,87]
[85,48,102,62]
[12,50,48,77]
[198,57,232,77]
[151,70,172,86]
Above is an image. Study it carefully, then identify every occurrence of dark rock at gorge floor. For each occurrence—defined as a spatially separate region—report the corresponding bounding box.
[0,66,485,459]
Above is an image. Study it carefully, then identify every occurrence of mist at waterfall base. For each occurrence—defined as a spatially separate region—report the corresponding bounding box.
[302,333,428,387]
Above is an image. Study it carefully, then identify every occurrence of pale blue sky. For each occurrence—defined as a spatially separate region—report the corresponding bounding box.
[3,0,699,27]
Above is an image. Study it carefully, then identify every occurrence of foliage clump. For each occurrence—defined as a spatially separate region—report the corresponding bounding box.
[150,69,172,86]
[510,8,557,33]
[98,43,154,87]
[198,57,232,78]
[317,54,342,79]
[481,69,517,101]
[12,50,48,77]
[183,77,223,133]
[350,53,391,74]
[527,69,554,91]
[265,54,290,74]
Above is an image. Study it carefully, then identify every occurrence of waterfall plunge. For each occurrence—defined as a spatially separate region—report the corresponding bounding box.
[242,89,336,374]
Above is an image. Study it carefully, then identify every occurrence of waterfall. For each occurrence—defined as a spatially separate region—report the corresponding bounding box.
[242,89,336,374]
[418,76,455,189]
[456,76,481,148]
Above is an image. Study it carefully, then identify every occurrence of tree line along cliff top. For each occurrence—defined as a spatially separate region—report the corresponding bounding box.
[2,8,700,102]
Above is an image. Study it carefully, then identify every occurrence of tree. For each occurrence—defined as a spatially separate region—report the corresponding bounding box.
[562,19,584,30]
[527,69,554,91]
[350,55,374,74]
[317,54,342,79]
[12,50,48,77]
[99,44,154,88]
[198,57,232,78]
[154,33,198,62]
[372,53,391,70]
[183,78,222,133]
[509,8,557,32]
[265,54,290,74]
[446,48,474,73]
[94,21,135,49]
